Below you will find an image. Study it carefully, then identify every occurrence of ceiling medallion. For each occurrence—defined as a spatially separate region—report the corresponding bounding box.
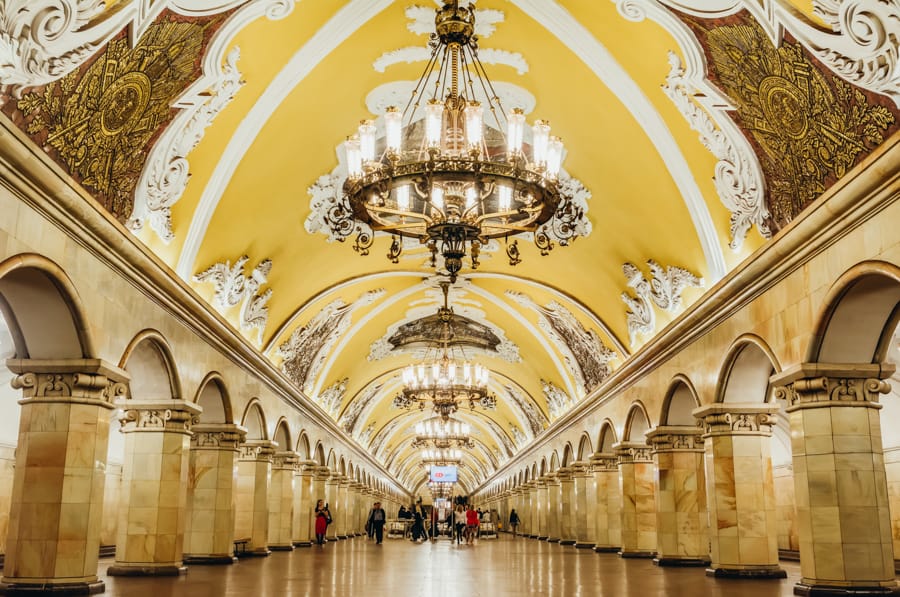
[412,416,474,449]
[333,0,584,282]
[392,281,497,419]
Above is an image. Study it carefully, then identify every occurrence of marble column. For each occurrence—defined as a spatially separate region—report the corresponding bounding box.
[267,451,299,551]
[546,473,562,543]
[536,478,550,540]
[292,462,316,547]
[592,453,622,552]
[614,441,657,558]
[325,475,342,541]
[646,425,709,567]
[183,423,247,564]
[572,462,596,548]
[234,440,276,556]
[774,363,898,595]
[0,359,126,595]
[558,468,576,545]
[108,399,201,576]
[524,483,537,537]
[312,467,329,540]
[339,477,353,537]
[694,403,785,578]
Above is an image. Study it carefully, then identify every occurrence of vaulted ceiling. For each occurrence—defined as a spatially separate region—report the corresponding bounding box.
[3,0,897,496]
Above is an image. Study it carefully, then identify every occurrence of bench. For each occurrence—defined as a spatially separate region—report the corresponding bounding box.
[233,537,251,557]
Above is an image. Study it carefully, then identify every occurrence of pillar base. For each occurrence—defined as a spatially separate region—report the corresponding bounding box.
[107,564,187,576]
[654,557,710,567]
[293,541,313,547]
[794,583,900,596]
[268,545,294,552]
[237,549,271,558]
[537,535,548,540]
[545,537,560,543]
[594,546,620,553]
[619,550,656,559]
[183,555,237,565]
[559,540,576,546]
[574,543,596,549]
[706,566,787,579]
[0,581,105,595]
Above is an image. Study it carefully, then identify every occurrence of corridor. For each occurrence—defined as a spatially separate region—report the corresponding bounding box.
[99,535,806,597]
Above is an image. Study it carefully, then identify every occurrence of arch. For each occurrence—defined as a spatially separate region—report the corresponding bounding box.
[549,451,560,472]
[326,449,336,471]
[118,329,182,401]
[539,458,547,477]
[659,375,701,426]
[577,432,593,460]
[808,262,900,364]
[597,419,617,453]
[623,401,651,442]
[0,253,96,359]
[193,372,233,424]
[240,399,268,440]
[716,335,781,404]
[313,442,326,466]
[338,456,346,476]
[272,417,291,451]
[296,430,311,459]
[561,443,574,467]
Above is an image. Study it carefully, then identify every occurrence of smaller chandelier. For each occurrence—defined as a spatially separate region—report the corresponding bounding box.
[421,448,463,466]
[412,416,474,449]
[328,0,585,282]
[428,481,454,497]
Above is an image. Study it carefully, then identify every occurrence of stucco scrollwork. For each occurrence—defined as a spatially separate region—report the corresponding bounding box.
[193,255,273,346]
[621,260,704,347]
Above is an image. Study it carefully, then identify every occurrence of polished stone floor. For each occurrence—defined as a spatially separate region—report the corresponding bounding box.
[99,535,807,597]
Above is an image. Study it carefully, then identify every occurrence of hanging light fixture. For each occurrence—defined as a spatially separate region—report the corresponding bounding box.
[328,0,585,282]
[412,416,474,449]
[420,448,463,466]
[392,281,497,419]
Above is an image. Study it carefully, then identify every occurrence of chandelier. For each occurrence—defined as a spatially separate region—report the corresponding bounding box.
[333,0,584,282]
[428,481,454,497]
[421,448,463,466]
[412,416,474,449]
[392,282,496,419]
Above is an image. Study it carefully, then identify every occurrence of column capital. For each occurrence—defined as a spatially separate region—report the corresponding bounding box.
[556,466,576,481]
[645,425,705,453]
[611,441,653,463]
[239,439,277,461]
[191,422,247,450]
[314,466,331,480]
[8,358,128,407]
[297,460,319,475]
[692,403,779,437]
[771,362,893,411]
[570,461,591,477]
[272,450,300,469]
[543,472,561,486]
[589,452,619,471]
[115,398,202,435]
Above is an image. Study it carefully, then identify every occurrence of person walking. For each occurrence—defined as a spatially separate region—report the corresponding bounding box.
[465,504,479,545]
[367,501,387,544]
[314,499,331,546]
[453,504,467,545]
[410,505,427,542]
[509,509,521,537]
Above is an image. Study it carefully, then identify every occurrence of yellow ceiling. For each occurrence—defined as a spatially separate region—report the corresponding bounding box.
[127,0,798,491]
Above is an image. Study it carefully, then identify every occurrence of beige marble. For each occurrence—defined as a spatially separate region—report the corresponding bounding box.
[291,463,316,546]
[267,451,298,550]
[647,426,709,565]
[546,473,562,542]
[325,475,342,541]
[234,440,275,556]
[614,442,657,557]
[775,364,897,592]
[592,454,622,552]
[885,447,900,566]
[557,469,575,544]
[0,444,16,555]
[536,480,550,539]
[184,423,245,563]
[773,464,799,553]
[694,404,784,577]
[312,467,329,540]
[1,360,124,592]
[572,463,596,548]
[526,484,538,537]
[109,399,200,575]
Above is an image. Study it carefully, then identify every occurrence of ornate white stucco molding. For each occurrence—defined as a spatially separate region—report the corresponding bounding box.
[621,259,704,347]
[192,255,273,346]
[0,0,271,95]
[615,0,770,250]
[542,379,573,421]
[317,377,348,419]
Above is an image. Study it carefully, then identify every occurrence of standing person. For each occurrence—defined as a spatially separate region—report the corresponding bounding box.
[410,504,426,542]
[509,509,521,537]
[314,499,331,546]
[453,504,467,545]
[465,504,479,545]
[367,501,387,544]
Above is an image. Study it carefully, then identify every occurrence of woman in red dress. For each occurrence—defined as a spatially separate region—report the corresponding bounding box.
[465,504,479,545]
[315,499,330,546]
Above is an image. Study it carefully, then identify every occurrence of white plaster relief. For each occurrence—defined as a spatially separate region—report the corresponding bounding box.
[0,0,261,95]
[192,255,273,345]
[340,381,386,435]
[130,46,244,242]
[543,379,573,421]
[317,377,348,419]
[620,259,704,347]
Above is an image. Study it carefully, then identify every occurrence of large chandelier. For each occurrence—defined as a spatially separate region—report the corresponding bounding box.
[428,481,454,498]
[334,0,584,282]
[421,448,463,466]
[392,282,496,419]
[412,416,474,449]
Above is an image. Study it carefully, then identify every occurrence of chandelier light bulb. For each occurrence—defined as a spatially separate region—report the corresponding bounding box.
[532,120,551,167]
[507,108,525,154]
[396,184,410,211]
[345,136,362,179]
[499,185,512,211]
[425,100,443,148]
[546,136,564,178]
[465,101,483,150]
[384,107,402,154]
[431,185,444,213]
[358,120,376,162]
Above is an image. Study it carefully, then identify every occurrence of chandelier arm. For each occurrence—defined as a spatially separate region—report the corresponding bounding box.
[403,42,443,128]
[466,43,511,137]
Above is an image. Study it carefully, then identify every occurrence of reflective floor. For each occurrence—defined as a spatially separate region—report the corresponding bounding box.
[100,535,806,597]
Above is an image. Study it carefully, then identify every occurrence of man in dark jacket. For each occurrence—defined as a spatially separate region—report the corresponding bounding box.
[367,501,387,544]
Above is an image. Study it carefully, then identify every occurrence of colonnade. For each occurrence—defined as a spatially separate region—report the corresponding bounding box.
[479,364,898,595]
